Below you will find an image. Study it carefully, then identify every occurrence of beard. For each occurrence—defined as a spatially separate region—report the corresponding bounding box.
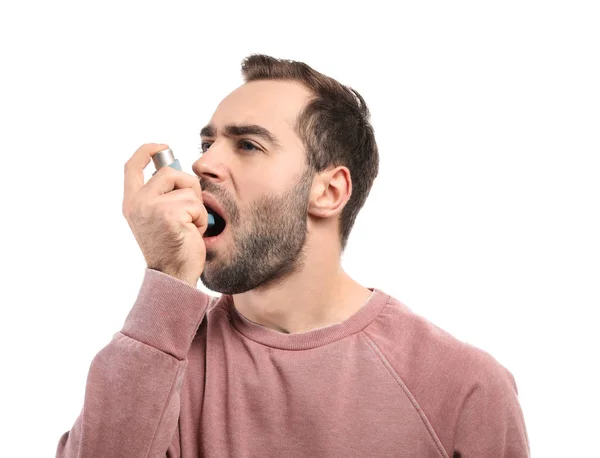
[199,167,314,295]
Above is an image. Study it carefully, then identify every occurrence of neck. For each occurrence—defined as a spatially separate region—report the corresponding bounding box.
[231,233,371,334]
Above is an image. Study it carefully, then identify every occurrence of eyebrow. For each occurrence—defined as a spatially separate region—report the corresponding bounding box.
[200,123,281,150]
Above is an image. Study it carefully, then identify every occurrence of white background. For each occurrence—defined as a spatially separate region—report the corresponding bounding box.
[1,1,598,456]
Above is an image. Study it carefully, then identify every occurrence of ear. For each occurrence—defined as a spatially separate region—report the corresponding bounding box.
[307,166,352,219]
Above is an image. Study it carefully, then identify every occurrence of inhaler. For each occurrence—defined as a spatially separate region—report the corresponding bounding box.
[152,148,215,228]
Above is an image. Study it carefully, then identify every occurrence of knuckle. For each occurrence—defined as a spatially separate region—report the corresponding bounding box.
[122,201,138,220]
[122,198,133,217]
[138,200,154,219]
[182,188,198,199]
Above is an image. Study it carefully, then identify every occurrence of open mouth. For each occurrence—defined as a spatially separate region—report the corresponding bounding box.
[204,205,227,238]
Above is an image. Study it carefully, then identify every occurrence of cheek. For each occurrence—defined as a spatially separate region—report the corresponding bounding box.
[243,169,287,195]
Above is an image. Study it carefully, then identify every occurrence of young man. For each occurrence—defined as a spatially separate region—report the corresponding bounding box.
[57,55,530,457]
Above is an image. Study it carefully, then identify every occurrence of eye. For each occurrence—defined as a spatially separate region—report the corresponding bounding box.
[238,140,260,152]
[200,141,212,153]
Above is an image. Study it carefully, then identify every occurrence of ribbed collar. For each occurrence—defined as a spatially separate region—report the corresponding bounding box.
[217,288,391,350]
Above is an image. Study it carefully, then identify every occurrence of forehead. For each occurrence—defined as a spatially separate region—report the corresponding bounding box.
[210,80,312,137]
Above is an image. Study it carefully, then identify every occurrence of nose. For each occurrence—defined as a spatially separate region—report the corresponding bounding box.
[192,151,226,184]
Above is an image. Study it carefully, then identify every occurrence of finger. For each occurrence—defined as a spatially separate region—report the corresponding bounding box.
[123,143,170,205]
[144,166,203,202]
[156,189,208,229]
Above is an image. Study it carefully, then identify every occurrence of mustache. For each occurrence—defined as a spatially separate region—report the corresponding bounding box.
[200,178,224,197]
[200,179,239,223]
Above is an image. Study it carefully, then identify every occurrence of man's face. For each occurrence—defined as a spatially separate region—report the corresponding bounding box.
[192,80,315,294]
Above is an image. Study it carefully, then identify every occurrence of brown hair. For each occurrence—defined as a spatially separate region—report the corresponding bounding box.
[241,54,379,252]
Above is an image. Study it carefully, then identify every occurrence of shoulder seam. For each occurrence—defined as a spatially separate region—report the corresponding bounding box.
[359,332,450,458]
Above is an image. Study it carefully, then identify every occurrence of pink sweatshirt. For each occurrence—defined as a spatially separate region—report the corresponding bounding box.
[57,268,530,457]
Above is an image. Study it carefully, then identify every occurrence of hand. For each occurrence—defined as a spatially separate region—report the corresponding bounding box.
[122,143,208,286]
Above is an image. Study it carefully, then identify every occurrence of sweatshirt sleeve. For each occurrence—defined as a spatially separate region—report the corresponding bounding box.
[453,362,531,457]
[56,268,212,458]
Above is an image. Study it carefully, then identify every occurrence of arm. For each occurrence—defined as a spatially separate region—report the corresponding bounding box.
[56,268,212,458]
[453,363,530,457]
